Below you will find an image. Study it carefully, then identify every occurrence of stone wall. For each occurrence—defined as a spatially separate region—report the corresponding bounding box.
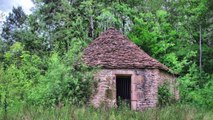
[90,69,178,110]
[158,70,179,100]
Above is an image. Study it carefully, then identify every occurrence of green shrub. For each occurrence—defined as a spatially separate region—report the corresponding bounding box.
[158,82,176,107]
[0,43,42,114]
[179,63,213,107]
[27,41,96,106]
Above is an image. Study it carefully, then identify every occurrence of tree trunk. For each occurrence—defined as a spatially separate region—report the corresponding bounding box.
[122,17,125,33]
[89,16,94,39]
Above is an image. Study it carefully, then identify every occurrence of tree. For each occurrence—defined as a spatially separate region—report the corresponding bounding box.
[31,0,92,54]
[0,39,6,61]
[1,7,27,46]
[0,42,42,114]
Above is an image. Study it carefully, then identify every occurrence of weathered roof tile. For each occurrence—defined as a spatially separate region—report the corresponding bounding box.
[83,27,169,71]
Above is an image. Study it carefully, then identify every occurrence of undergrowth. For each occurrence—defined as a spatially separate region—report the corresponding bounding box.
[1,104,212,120]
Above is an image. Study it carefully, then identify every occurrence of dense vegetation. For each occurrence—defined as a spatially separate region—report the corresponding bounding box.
[1,104,213,120]
[0,0,212,119]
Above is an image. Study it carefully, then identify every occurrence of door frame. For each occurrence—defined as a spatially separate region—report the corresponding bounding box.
[115,74,132,108]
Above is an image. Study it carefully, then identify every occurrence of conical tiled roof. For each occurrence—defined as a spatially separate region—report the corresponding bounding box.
[83,27,169,71]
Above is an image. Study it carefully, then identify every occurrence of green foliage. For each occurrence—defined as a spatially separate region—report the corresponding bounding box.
[0,0,212,116]
[0,43,42,113]
[128,11,189,73]
[179,63,213,108]
[1,6,27,47]
[0,64,39,113]
[158,82,176,107]
[0,39,6,61]
[95,2,135,34]
[28,41,95,106]
[197,79,213,107]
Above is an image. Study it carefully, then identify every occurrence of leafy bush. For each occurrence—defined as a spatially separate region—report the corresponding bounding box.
[28,41,95,106]
[158,82,176,107]
[179,63,213,107]
[0,42,42,113]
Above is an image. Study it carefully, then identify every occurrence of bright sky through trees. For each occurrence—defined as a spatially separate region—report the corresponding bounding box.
[0,0,34,16]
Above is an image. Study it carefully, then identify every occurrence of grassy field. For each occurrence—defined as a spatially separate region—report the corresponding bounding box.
[1,104,213,120]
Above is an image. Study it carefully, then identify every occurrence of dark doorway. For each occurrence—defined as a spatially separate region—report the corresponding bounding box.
[116,76,131,108]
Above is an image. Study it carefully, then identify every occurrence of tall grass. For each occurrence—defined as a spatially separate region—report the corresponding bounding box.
[1,104,212,120]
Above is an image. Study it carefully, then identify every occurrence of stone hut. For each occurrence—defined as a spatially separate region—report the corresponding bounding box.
[83,27,179,110]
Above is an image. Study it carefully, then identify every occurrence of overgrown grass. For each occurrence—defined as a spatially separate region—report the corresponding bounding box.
[1,104,212,120]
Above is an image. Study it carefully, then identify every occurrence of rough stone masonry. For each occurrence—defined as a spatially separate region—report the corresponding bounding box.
[83,27,179,110]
